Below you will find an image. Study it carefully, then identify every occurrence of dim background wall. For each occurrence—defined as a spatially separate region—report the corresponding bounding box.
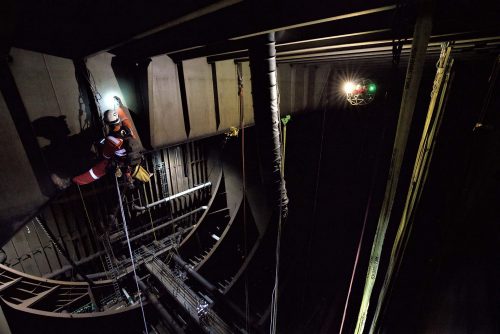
[241,61,254,126]
[0,92,45,222]
[277,63,332,115]
[0,47,83,244]
[9,48,81,146]
[148,55,186,147]
[215,60,239,131]
[183,58,217,139]
[85,52,124,114]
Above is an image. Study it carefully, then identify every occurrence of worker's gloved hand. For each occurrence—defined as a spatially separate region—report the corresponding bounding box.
[51,174,71,190]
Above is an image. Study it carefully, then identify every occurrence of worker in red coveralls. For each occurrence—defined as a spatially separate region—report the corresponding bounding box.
[72,105,142,187]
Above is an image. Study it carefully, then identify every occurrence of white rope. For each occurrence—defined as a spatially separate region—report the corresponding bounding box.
[269,205,283,334]
[115,175,149,334]
[270,67,285,334]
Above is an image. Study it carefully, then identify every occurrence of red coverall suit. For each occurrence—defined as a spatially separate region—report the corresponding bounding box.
[72,108,136,185]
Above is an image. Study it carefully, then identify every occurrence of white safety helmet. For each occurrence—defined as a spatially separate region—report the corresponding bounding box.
[103,109,120,125]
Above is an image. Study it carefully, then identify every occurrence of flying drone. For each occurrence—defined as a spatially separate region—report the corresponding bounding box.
[343,79,377,106]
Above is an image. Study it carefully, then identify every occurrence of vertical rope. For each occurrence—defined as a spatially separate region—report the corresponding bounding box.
[115,176,149,334]
[300,67,332,314]
[77,185,108,276]
[270,199,284,334]
[43,54,63,116]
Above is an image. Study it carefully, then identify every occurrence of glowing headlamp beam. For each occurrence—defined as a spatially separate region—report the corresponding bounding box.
[343,81,356,94]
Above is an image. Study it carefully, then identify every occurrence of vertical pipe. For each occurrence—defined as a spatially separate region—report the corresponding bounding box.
[248,32,289,218]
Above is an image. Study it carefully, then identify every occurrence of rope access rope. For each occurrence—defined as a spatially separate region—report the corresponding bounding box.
[114,175,149,334]
[299,66,333,317]
[77,184,108,278]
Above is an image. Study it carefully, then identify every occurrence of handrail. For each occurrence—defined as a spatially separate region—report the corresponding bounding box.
[132,182,212,211]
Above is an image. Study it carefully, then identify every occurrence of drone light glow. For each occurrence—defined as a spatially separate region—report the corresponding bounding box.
[343,79,377,106]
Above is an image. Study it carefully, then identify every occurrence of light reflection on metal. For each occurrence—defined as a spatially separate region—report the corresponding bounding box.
[133,183,212,211]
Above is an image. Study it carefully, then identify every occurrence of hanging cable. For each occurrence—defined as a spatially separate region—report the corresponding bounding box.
[299,66,333,315]
[474,55,500,129]
[338,82,395,334]
[270,197,284,334]
[77,184,108,276]
[248,33,289,333]
[114,175,149,334]
[43,54,63,116]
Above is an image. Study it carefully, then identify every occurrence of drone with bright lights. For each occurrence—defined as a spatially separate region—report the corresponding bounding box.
[343,79,377,106]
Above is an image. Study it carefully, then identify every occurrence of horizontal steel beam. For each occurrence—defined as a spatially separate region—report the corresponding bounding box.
[122,207,207,245]
[110,1,396,60]
[133,182,211,211]
[43,251,106,279]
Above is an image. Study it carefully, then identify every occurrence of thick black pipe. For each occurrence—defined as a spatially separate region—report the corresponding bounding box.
[138,279,185,334]
[248,32,289,218]
[171,254,258,327]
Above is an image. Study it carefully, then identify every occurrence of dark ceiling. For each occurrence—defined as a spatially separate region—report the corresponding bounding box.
[2,0,499,63]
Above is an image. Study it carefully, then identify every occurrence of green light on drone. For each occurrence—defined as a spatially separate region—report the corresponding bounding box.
[368,83,377,92]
